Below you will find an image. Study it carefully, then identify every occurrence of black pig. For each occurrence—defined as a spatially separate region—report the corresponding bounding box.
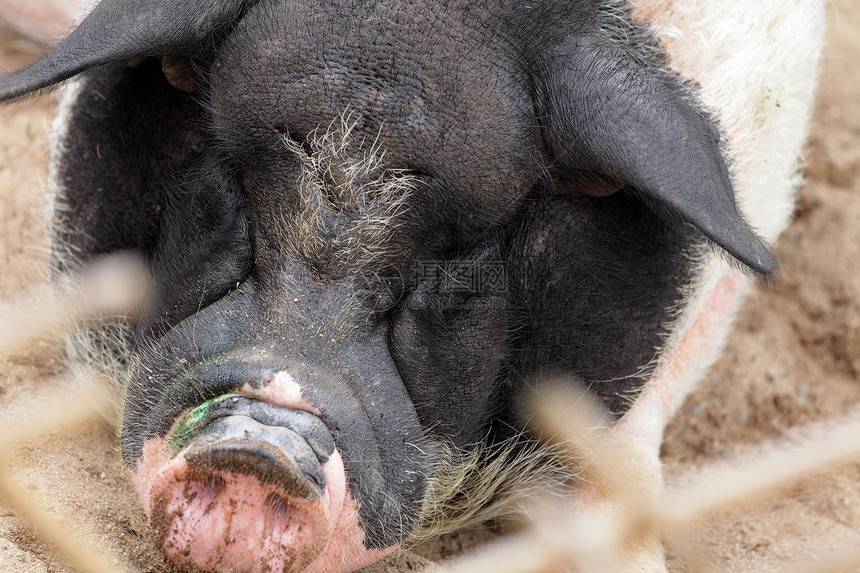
[0,0,823,571]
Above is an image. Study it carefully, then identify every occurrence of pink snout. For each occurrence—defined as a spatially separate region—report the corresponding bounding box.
[131,395,397,573]
[152,465,329,572]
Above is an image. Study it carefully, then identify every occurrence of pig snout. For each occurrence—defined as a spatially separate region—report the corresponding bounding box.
[124,329,429,573]
[132,390,394,573]
[134,395,332,572]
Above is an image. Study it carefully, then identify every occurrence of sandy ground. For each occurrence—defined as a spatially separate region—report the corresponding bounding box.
[1,2,859,571]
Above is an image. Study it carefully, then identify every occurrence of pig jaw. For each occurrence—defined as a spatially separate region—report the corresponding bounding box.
[129,394,398,573]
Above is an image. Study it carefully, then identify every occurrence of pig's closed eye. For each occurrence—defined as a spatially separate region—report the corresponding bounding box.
[400,167,434,179]
[400,238,506,315]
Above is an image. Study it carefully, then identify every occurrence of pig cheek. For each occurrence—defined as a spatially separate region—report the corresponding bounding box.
[129,437,395,573]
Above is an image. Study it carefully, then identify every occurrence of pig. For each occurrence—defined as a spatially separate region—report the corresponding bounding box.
[0,0,825,571]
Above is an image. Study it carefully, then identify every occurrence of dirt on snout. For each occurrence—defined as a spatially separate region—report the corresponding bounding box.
[2,1,860,571]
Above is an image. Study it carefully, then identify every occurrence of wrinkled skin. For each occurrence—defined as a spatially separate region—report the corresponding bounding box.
[0,0,776,571]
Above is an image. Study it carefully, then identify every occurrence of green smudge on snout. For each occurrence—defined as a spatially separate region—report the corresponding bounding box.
[244,390,265,400]
[169,394,239,454]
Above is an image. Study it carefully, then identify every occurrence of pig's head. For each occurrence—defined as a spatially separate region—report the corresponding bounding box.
[0,0,775,571]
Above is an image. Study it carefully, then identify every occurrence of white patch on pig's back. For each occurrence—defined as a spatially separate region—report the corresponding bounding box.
[619,0,826,440]
[75,0,100,24]
[633,0,826,241]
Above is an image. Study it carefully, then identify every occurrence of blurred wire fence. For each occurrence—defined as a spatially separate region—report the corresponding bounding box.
[1,258,859,573]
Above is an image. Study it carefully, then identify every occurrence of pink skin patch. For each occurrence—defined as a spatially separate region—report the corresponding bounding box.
[128,371,397,573]
[241,371,321,416]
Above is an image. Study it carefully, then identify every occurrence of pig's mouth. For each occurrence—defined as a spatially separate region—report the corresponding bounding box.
[132,394,395,573]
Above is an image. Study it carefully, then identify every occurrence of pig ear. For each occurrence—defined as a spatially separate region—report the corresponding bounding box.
[540,34,776,275]
[0,0,256,102]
